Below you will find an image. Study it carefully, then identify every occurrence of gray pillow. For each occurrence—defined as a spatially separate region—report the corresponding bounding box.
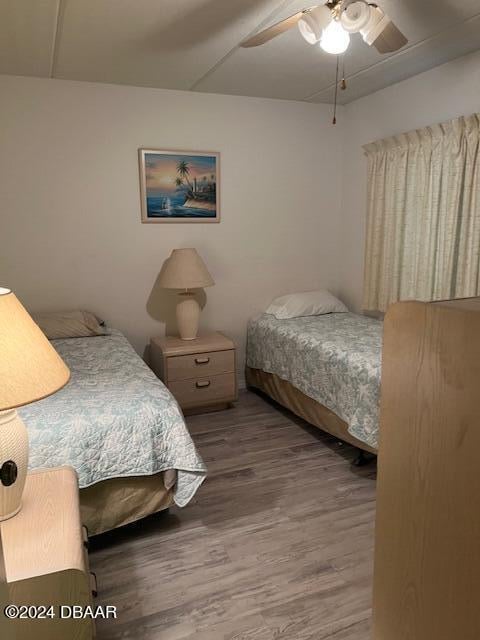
[32,310,109,340]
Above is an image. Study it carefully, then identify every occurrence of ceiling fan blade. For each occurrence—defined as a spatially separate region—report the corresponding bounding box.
[371,20,408,53]
[241,11,306,47]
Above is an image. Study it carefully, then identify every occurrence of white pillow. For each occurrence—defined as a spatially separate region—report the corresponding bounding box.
[266,290,348,320]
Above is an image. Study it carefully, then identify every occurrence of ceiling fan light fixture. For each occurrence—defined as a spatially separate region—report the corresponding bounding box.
[320,19,350,55]
[298,5,332,44]
[241,0,406,53]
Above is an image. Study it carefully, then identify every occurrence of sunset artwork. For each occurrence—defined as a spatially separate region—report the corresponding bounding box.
[139,149,219,223]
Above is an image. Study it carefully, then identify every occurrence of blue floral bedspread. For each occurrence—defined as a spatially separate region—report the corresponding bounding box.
[246,313,383,449]
[20,330,206,506]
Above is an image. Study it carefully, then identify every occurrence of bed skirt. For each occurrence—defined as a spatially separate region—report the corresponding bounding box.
[80,472,173,536]
[245,366,376,454]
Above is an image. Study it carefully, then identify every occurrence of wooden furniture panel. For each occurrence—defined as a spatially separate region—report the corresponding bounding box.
[2,466,86,582]
[151,332,234,357]
[1,466,95,640]
[150,332,237,413]
[167,349,235,382]
[373,299,480,640]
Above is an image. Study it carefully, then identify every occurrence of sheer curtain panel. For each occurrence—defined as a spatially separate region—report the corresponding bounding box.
[362,113,480,311]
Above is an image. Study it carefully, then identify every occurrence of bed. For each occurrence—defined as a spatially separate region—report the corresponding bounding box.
[246,312,383,453]
[19,329,207,535]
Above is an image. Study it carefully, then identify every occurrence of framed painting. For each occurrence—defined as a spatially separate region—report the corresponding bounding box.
[139,148,220,223]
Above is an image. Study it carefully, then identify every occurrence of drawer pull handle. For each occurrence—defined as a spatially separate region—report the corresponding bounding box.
[90,571,98,598]
[195,357,210,365]
[196,380,211,389]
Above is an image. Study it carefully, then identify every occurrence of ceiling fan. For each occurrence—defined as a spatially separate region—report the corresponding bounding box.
[241,0,407,56]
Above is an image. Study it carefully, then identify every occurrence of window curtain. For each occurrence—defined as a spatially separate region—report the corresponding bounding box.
[362,113,480,312]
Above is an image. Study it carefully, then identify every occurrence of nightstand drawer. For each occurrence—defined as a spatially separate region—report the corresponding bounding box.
[169,372,236,409]
[167,349,234,382]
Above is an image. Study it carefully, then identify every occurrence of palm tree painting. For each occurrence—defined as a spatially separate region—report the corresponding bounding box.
[139,148,220,223]
[176,160,194,192]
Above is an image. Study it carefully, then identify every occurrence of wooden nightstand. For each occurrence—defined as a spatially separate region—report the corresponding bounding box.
[150,332,237,414]
[1,466,96,640]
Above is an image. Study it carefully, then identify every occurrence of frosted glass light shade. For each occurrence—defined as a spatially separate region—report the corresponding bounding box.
[341,1,372,32]
[0,289,70,410]
[159,248,214,290]
[298,6,332,44]
[320,20,350,54]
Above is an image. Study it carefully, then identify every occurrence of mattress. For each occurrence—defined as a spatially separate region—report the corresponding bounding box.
[246,312,383,449]
[20,330,207,507]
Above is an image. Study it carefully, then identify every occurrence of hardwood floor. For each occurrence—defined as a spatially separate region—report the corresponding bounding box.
[90,389,377,639]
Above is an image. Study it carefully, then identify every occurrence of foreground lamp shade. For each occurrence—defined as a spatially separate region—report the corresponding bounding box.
[0,288,70,520]
[159,249,214,340]
[0,290,70,409]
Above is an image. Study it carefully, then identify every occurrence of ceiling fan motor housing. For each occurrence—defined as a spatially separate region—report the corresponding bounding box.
[298,5,332,44]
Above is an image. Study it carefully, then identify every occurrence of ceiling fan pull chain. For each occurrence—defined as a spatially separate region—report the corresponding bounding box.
[333,54,340,125]
[341,53,347,90]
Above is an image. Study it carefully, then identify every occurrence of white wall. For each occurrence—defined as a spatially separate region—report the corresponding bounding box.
[339,48,480,311]
[2,49,477,372]
[0,75,343,377]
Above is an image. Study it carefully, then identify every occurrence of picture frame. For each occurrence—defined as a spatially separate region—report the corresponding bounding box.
[139,148,220,223]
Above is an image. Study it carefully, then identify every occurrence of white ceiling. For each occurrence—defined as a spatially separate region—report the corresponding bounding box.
[1,0,479,104]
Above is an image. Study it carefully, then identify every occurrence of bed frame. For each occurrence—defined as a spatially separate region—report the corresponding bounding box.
[80,472,173,536]
[245,366,377,458]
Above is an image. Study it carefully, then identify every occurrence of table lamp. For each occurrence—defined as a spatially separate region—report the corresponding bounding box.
[0,288,70,520]
[159,248,214,340]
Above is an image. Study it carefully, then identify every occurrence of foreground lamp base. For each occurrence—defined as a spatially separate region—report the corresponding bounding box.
[0,409,29,521]
[176,292,201,341]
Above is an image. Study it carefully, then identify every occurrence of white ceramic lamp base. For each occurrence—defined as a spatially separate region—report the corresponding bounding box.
[0,409,29,521]
[176,292,200,341]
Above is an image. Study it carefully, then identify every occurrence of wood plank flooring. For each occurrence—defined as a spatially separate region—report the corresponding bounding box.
[90,389,377,639]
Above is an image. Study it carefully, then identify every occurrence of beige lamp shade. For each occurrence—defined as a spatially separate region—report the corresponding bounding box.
[159,248,214,290]
[0,289,70,410]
